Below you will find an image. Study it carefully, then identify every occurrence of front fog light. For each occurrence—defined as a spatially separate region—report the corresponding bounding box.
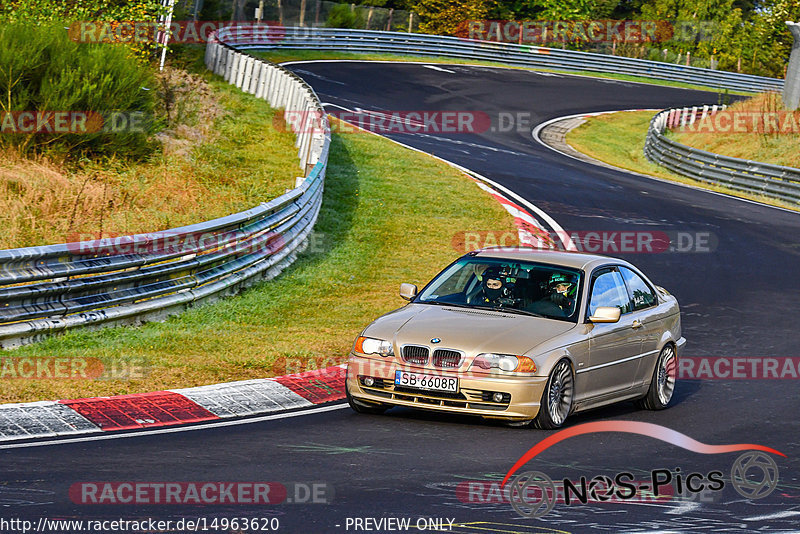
[492,392,504,402]
[364,377,375,387]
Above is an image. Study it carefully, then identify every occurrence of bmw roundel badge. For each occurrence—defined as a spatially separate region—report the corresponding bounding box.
[431,338,441,344]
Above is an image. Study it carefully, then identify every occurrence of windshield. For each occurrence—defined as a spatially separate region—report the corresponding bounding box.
[416,258,583,322]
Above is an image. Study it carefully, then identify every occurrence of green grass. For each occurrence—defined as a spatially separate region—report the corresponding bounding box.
[0,119,516,403]
[565,110,800,212]
[254,49,753,95]
[671,92,800,169]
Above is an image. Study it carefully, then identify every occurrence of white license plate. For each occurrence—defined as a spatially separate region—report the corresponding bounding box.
[395,371,458,393]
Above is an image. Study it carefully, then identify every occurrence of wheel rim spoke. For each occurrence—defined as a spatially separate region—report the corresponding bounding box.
[548,362,573,425]
[657,347,676,405]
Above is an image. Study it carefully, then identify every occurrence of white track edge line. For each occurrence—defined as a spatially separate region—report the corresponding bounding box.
[320,103,577,251]
[531,110,800,215]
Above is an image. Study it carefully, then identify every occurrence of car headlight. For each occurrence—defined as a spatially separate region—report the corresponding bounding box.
[470,353,537,374]
[354,336,394,357]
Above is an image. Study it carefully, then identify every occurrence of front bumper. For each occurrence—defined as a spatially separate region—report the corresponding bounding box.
[346,353,549,421]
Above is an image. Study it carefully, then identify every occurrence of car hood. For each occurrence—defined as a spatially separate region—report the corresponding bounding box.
[363,303,576,356]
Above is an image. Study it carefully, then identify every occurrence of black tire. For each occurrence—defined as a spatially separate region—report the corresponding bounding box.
[635,344,677,410]
[533,359,574,429]
[346,383,388,415]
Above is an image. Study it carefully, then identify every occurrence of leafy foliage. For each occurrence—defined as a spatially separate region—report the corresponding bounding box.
[413,0,497,35]
[408,0,800,77]
[326,3,367,28]
[0,0,168,62]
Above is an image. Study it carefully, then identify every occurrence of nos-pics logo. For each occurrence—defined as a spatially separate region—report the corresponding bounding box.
[502,421,784,518]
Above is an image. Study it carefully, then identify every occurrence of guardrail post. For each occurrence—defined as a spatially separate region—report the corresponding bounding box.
[214,45,226,75]
[282,75,294,109]
[241,57,254,91]
[784,22,800,111]
[204,41,215,69]
[255,63,267,98]
[235,56,249,88]
[276,72,287,108]
[265,66,277,106]
[224,50,236,82]
[268,68,279,107]
[249,61,261,94]
[291,90,304,147]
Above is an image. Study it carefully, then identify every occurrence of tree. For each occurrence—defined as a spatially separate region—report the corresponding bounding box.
[537,0,600,20]
[412,0,497,35]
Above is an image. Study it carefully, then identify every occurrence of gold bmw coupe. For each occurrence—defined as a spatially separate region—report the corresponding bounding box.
[345,248,684,428]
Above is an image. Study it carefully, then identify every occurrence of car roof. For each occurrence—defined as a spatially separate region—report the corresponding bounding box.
[471,247,630,272]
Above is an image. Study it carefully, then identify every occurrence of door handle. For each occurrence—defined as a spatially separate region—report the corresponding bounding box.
[631,320,643,329]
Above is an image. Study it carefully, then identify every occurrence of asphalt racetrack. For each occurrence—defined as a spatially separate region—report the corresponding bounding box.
[2,62,799,533]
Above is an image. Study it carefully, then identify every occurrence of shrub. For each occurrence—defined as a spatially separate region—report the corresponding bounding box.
[326,4,365,29]
[0,0,167,63]
[0,24,158,159]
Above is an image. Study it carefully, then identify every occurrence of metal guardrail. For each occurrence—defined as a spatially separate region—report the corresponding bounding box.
[224,26,783,94]
[644,106,800,204]
[0,34,331,349]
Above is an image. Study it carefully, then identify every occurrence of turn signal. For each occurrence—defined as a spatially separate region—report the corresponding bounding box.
[516,356,537,373]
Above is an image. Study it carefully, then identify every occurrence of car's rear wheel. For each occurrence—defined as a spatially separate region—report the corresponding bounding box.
[636,344,677,410]
[346,383,388,415]
[534,360,574,429]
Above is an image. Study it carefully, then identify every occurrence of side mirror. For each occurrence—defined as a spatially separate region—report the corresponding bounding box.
[588,306,621,323]
[399,283,418,301]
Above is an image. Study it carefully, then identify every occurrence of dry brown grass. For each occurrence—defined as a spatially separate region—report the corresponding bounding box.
[0,64,298,249]
[672,92,800,169]
[566,110,800,212]
[0,147,213,247]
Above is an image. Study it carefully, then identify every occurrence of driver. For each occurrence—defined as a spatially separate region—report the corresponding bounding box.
[547,272,577,311]
[478,266,508,304]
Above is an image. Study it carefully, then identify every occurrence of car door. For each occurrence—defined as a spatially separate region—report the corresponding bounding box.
[583,267,644,399]
[619,266,663,386]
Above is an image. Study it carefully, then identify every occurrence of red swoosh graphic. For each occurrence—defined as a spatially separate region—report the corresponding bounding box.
[501,420,785,487]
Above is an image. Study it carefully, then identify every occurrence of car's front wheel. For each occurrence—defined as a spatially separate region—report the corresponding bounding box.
[534,359,574,429]
[346,384,388,415]
[636,344,677,410]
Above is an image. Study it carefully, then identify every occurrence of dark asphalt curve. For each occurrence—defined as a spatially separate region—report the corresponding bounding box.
[3,63,799,534]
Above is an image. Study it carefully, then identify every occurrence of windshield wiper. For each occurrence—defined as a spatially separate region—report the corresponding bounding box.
[496,307,547,318]
[419,300,548,318]
[418,300,474,309]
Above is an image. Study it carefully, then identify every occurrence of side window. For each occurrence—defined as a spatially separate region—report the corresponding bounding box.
[588,269,631,316]
[620,267,657,311]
